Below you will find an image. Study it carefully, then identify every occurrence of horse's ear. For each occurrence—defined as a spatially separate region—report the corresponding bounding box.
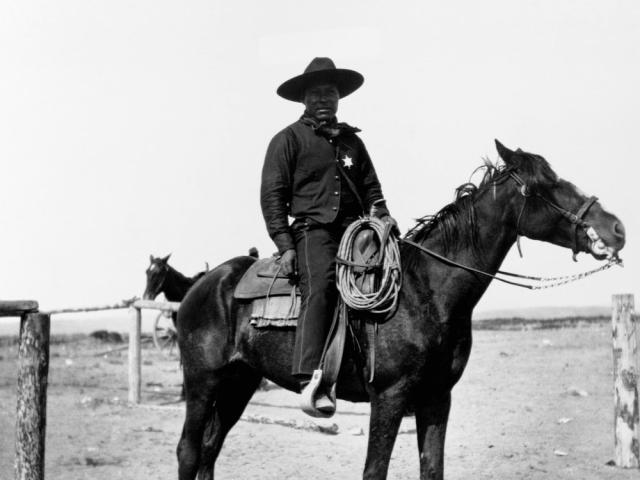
[495,139,515,163]
[162,253,171,263]
[149,254,155,263]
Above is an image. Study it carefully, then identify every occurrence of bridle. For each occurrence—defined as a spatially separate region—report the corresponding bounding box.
[401,168,622,290]
[508,171,602,262]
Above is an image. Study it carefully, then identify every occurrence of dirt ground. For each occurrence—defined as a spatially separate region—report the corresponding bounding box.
[1,322,639,480]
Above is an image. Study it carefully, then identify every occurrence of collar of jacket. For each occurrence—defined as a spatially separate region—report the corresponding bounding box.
[299,115,361,139]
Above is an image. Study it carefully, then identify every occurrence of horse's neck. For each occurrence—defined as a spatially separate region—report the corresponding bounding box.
[469,190,518,274]
[163,267,194,302]
[410,189,518,313]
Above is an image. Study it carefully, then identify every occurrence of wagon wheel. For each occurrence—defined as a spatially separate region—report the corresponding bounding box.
[153,310,179,358]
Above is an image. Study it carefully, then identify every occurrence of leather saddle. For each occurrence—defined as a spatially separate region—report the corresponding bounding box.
[234,257,299,300]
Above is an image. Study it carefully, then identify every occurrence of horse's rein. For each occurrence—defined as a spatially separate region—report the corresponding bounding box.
[401,171,622,290]
[400,237,619,290]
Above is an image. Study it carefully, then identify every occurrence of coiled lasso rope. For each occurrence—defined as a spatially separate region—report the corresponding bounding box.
[336,216,402,316]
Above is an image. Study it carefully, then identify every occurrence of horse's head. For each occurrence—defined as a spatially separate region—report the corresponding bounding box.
[495,140,625,261]
[143,253,172,300]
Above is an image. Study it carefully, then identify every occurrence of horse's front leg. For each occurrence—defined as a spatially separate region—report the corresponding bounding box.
[363,381,409,480]
[415,391,451,480]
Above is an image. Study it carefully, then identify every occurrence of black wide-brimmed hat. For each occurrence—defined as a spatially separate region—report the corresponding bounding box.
[277,57,364,102]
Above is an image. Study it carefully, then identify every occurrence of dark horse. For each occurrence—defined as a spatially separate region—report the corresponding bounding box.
[143,254,209,304]
[176,141,625,480]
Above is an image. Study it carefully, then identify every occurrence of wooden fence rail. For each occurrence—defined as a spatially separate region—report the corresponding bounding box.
[0,300,38,317]
[132,299,180,312]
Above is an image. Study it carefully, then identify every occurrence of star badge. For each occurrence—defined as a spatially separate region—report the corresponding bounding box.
[341,155,353,168]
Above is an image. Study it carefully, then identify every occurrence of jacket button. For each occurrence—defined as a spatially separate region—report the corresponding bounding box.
[332,207,337,211]
[335,175,339,180]
[333,191,339,195]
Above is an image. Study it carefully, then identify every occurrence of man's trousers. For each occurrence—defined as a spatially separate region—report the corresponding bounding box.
[291,220,345,378]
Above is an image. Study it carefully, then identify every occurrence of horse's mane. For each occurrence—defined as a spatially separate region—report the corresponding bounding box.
[401,151,557,270]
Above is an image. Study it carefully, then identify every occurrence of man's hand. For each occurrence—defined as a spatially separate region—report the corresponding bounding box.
[280,249,297,277]
[380,215,401,237]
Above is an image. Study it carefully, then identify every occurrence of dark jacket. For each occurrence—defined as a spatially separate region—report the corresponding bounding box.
[261,119,385,253]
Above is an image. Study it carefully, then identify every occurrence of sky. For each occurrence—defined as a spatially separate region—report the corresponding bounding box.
[0,0,638,315]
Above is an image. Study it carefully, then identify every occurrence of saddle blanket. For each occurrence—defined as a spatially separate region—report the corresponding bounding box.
[234,256,301,328]
[249,295,300,328]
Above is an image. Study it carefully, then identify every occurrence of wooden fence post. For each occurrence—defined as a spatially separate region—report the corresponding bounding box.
[15,312,50,480]
[128,307,142,404]
[612,294,640,468]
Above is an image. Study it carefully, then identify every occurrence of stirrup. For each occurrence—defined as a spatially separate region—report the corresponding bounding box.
[300,369,336,418]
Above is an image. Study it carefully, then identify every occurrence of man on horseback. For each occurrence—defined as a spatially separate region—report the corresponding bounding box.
[260,57,398,415]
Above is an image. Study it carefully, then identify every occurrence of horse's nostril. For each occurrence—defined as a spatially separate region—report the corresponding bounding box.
[613,222,626,238]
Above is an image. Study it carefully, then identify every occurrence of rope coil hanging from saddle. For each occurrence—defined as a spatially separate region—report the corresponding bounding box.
[336,216,402,315]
